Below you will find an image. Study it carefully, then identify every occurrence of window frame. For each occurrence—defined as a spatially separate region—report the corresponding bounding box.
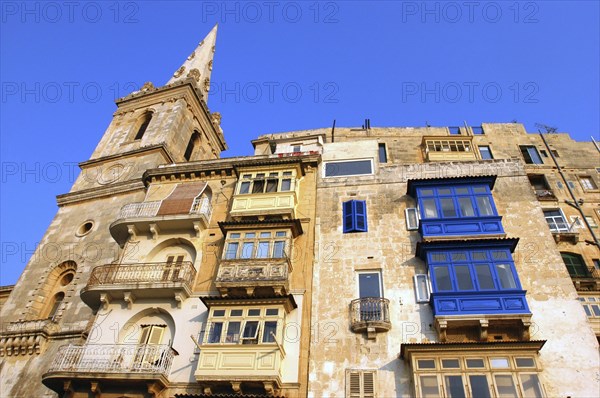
[579,176,598,191]
[427,248,522,293]
[378,143,388,163]
[414,274,431,303]
[204,306,284,346]
[346,369,377,398]
[222,230,291,260]
[416,184,498,220]
[235,170,296,195]
[323,159,374,178]
[560,252,589,277]
[519,145,544,164]
[343,200,368,233]
[542,208,569,233]
[478,145,493,160]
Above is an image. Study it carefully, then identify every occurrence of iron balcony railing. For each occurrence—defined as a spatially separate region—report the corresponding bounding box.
[350,297,391,325]
[117,197,212,220]
[46,344,175,375]
[572,266,600,279]
[86,261,196,288]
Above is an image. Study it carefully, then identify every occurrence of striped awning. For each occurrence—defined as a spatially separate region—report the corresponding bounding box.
[157,181,207,216]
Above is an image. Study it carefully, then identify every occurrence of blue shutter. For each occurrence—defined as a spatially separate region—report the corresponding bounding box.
[343,201,355,233]
[354,200,368,232]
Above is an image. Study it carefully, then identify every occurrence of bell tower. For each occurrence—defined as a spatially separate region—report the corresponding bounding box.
[70,24,226,193]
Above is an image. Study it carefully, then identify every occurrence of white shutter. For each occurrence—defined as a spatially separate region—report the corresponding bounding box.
[414,274,431,303]
[405,208,419,230]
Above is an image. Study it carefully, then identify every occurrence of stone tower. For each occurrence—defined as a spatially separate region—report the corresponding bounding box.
[0,25,226,397]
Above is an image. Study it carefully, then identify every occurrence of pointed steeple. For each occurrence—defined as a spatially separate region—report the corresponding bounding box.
[167,24,218,101]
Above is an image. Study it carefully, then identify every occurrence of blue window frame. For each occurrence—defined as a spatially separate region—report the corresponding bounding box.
[427,248,521,293]
[343,200,368,233]
[417,185,498,220]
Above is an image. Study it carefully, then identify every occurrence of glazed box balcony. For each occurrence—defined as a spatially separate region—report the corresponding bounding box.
[230,191,297,219]
[215,257,292,296]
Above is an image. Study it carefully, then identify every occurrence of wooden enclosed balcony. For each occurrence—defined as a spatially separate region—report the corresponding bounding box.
[42,344,174,395]
[230,191,297,219]
[215,257,292,297]
[350,297,391,338]
[423,137,477,162]
[110,196,212,246]
[80,262,196,309]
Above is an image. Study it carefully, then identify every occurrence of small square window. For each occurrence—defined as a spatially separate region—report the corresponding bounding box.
[466,358,485,368]
[248,309,261,316]
[417,359,436,369]
[230,309,243,317]
[515,357,535,367]
[479,146,493,160]
[212,310,225,317]
[441,359,460,368]
[265,308,279,316]
[378,143,388,163]
[490,357,510,368]
[580,176,598,190]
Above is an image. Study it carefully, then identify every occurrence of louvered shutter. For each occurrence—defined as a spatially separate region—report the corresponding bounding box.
[347,370,377,398]
[343,201,355,232]
[348,371,361,397]
[363,372,375,398]
[354,201,368,232]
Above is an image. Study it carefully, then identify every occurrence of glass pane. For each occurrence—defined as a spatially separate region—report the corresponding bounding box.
[492,251,509,260]
[266,308,279,316]
[229,233,241,239]
[252,179,265,193]
[415,274,429,302]
[420,376,439,398]
[241,242,254,259]
[225,242,238,259]
[495,375,519,398]
[516,358,535,367]
[431,253,447,262]
[358,273,381,298]
[472,251,488,260]
[520,374,544,398]
[378,143,387,163]
[469,375,492,398]
[434,266,453,291]
[455,265,474,290]
[242,321,259,338]
[281,178,291,191]
[422,199,438,218]
[466,358,485,368]
[275,231,287,237]
[263,321,278,342]
[527,147,543,164]
[257,242,270,258]
[591,305,600,316]
[230,309,243,316]
[455,187,469,194]
[438,188,452,195]
[417,359,436,369]
[480,146,493,160]
[324,160,372,176]
[442,359,460,368]
[583,305,592,316]
[245,232,256,238]
[496,264,517,289]
[451,252,467,261]
[273,241,285,258]
[260,232,271,238]
[266,179,278,192]
[441,198,457,217]
[239,181,250,194]
[248,309,261,316]
[213,310,225,317]
[420,189,435,196]
[476,196,494,216]
[225,322,241,343]
[490,357,510,368]
[208,322,222,343]
[475,264,496,289]
[445,375,466,398]
[473,186,488,193]
[459,197,475,217]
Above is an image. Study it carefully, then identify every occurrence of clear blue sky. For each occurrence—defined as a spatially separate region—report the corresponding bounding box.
[1,1,599,285]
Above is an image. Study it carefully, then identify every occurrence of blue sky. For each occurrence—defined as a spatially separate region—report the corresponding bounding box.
[1,1,599,285]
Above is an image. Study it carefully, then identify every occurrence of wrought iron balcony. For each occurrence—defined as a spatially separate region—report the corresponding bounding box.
[215,256,292,297]
[571,266,600,291]
[110,196,212,246]
[350,297,391,337]
[81,262,196,309]
[42,344,174,393]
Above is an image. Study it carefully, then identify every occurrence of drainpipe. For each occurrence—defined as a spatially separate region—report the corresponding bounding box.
[539,132,600,250]
[591,136,600,152]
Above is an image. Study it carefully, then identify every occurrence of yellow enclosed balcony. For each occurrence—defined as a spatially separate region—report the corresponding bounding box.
[80,261,196,309]
[195,297,296,395]
[423,136,477,162]
[230,168,299,219]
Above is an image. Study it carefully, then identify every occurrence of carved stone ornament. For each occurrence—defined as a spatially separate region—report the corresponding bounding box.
[173,66,186,78]
[208,60,213,71]
[187,51,196,60]
[211,112,222,126]
[211,45,215,53]
[203,77,211,92]
[187,68,201,82]
[141,81,155,91]
[199,39,205,47]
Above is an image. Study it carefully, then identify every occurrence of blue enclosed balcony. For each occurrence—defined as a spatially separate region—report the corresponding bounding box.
[417,239,532,342]
[408,176,505,239]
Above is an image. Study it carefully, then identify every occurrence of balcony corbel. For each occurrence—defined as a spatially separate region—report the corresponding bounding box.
[124,292,136,309]
[149,223,160,240]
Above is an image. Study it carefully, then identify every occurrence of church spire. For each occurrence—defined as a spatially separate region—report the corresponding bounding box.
[167,24,218,101]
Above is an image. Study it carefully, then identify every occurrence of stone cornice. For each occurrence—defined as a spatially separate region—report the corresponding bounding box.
[79,144,174,168]
[56,180,145,206]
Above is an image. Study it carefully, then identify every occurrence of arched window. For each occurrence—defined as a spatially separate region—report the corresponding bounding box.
[184,130,202,161]
[47,292,65,321]
[561,252,589,277]
[134,112,153,141]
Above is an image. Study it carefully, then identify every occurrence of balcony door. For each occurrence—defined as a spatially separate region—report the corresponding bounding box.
[358,272,383,321]
[134,325,165,369]
[162,255,185,281]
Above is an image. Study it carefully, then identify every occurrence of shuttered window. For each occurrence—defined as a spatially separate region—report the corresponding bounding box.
[346,370,376,398]
[343,200,368,233]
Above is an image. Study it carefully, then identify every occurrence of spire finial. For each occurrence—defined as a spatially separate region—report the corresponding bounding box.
[167,24,218,101]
